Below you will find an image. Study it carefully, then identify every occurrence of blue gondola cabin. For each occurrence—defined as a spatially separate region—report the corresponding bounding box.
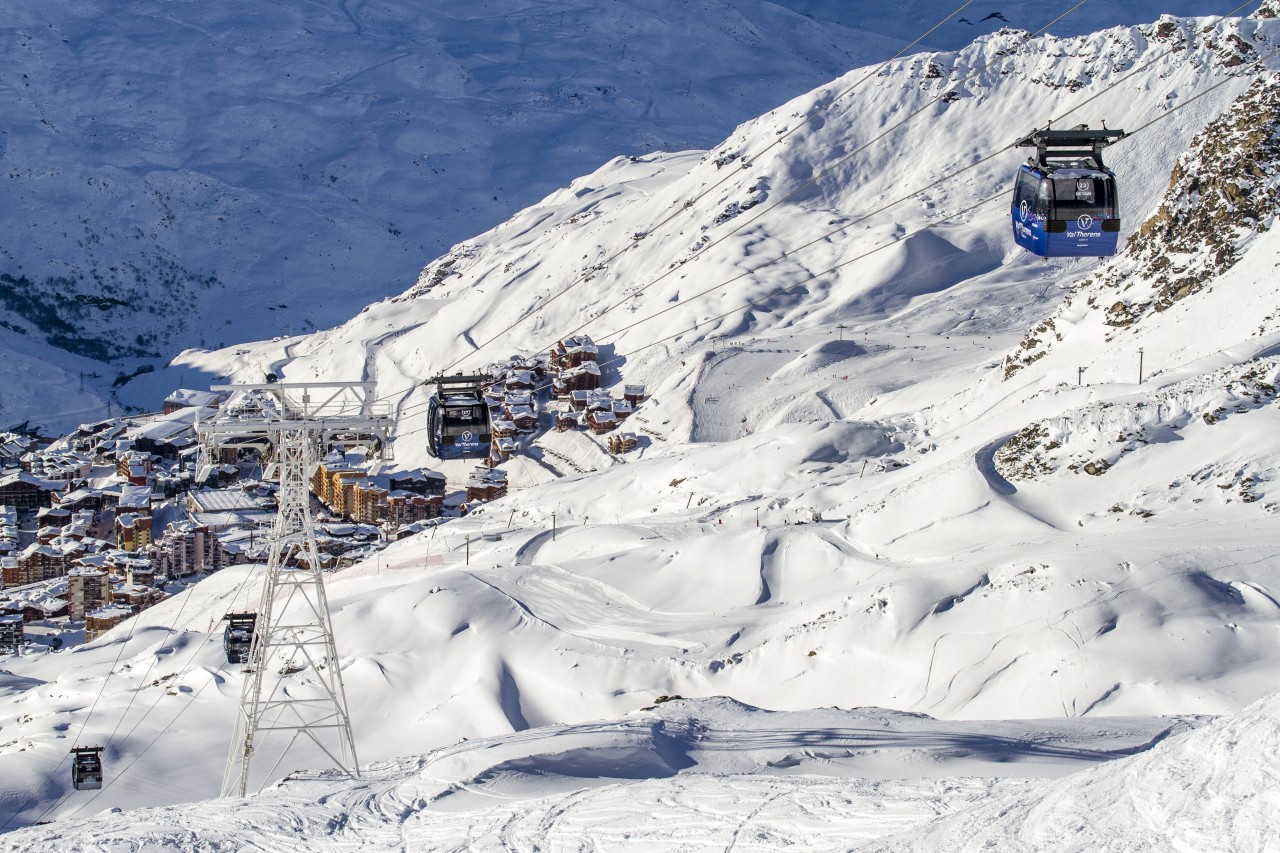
[1011,127,1124,259]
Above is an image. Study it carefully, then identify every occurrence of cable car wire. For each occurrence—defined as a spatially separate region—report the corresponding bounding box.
[426,0,984,380]
[392,0,1264,429]
[394,38,1279,439]
[372,0,1110,430]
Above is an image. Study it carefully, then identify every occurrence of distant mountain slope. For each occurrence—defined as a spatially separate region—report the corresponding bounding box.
[0,0,890,428]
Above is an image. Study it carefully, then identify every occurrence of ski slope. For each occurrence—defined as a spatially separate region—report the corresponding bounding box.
[3,4,1280,847]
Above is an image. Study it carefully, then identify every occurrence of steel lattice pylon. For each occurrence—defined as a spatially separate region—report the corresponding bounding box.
[197,383,390,798]
[221,428,358,797]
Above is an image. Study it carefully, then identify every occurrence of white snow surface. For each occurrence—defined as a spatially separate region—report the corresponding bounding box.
[1,0,892,429]
[3,4,1280,847]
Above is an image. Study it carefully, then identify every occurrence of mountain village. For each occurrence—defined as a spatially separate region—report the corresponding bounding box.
[0,333,653,656]
[1,1,1279,848]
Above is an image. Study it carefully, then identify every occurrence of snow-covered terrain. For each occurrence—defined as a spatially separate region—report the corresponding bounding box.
[1,0,895,429]
[3,2,1280,847]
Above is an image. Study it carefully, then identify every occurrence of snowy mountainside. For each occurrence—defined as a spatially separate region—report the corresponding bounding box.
[0,0,888,430]
[213,9,1277,464]
[4,7,1280,840]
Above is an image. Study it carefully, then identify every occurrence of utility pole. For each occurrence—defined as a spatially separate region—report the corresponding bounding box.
[1078,366,1086,386]
[837,324,846,341]
[200,382,390,799]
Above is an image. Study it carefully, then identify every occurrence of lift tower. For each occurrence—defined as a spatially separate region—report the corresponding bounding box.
[196,382,392,798]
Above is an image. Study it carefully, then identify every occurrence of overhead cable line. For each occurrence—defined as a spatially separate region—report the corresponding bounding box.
[398,0,1264,425]
[379,0,1101,431]
[396,37,1280,439]
[442,0,1094,375]
[428,0,981,378]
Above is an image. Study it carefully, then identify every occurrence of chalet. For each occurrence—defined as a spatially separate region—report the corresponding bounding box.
[555,411,580,433]
[568,390,591,412]
[491,419,517,440]
[503,370,535,392]
[65,421,127,457]
[36,507,72,532]
[0,471,63,512]
[389,470,446,497]
[2,596,66,622]
[549,335,599,370]
[117,484,153,517]
[85,605,133,641]
[112,584,166,614]
[0,433,33,465]
[26,450,92,483]
[585,394,613,414]
[502,389,535,411]
[611,400,634,421]
[623,384,647,406]
[607,432,640,454]
[465,467,508,503]
[508,406,539,433]
[588,410,618,435]
[67,567,111,620]
[489,436,517,464]
[12,543,68,585]
[552,361,601,396]
[54,487,107,514]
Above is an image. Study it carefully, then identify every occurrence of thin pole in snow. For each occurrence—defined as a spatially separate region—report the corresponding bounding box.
[860,459,868,479]
[1138,348,1145,384]
[551,513,556,541]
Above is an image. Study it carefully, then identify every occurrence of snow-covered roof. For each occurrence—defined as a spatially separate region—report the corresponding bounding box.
[163,389,227,409]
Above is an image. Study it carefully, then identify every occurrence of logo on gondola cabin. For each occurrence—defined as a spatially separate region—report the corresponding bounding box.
[1077,214,1095,231]
[461,431,474,442]
[1019,200,1030,221]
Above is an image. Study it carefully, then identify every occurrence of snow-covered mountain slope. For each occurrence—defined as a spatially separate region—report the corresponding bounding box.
[0,695,1206,850]
[868,688,1280,852]
[0,0,893,429]
[4,5,1280,840]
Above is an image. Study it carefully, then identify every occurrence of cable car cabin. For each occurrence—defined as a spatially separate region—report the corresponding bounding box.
[426,373,493,460]
[223,612,257,664]
[71,746,105,791]
[1011,127,1125,258]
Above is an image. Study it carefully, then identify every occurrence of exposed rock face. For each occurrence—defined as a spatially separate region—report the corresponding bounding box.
[1004,70,1280,379]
